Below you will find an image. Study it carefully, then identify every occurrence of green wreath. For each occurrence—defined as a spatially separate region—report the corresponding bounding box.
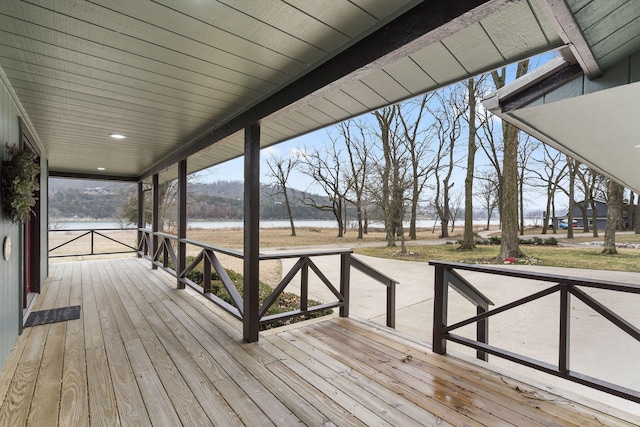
[2,145,40,223]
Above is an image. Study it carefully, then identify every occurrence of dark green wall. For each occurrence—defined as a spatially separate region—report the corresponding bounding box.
[0,77,49,368]
[0,80,24,367]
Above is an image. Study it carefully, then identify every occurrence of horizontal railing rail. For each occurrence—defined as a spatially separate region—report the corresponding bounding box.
[430,260,640,404]
[138,229,398,331]
[49,228,137,258]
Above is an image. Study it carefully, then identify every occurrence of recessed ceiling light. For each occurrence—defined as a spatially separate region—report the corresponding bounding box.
[97,167,106,171]
[109,133,126,139]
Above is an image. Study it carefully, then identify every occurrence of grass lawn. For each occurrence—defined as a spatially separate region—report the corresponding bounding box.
[354,244,640,273]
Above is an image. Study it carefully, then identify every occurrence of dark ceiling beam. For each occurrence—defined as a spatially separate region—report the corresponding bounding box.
[141,0,513,180]
[49,170,139,182]
[500,63,583,112]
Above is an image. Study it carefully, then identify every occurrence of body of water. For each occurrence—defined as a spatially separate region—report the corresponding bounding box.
[51,218,544,230]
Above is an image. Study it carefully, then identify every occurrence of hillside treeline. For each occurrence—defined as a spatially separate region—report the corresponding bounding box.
[49,179,334,221]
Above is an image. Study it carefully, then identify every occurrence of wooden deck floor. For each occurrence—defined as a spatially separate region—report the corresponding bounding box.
[0,258,637,426]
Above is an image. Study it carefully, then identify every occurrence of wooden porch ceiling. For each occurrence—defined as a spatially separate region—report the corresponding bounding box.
[0,0,562,182]
[0,258,637,426]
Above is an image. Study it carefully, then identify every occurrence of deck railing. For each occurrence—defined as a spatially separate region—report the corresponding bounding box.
[138,229,398,330]
[430,260,640,404]
[49,228,137,258]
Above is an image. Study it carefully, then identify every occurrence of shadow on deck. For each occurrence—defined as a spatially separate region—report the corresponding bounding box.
[0,258,637,426]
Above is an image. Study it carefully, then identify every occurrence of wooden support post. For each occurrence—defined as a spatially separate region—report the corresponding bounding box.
[177,159,187,289]
[137,181,144,258]
[151,174,159,270]
[339,253,350,318]
[243,123,260,343]
[432,265,448,354]
[559,284,571,374]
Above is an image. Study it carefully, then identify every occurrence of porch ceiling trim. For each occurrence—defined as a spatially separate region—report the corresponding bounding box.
[140,0,513,180]
[537,0,602,80]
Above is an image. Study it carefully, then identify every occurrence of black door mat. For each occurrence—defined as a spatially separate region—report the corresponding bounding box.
[24,305,81,327]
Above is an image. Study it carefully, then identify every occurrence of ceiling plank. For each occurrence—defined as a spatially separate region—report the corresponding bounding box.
[141,0,513,179]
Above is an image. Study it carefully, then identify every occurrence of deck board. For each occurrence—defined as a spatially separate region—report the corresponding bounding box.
[0,258,637,427]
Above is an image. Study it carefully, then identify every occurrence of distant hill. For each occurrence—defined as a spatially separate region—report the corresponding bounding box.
[49,178,334,221]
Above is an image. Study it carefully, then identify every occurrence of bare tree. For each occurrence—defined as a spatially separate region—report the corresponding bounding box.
[449,191,463,233]
[460,76,484,250]
[370,106,412,247]
[478,101,504,221]
[338,120,370,239]
[430,85,466,238]
[517,135,540,235]
[475,170,499,230]
[266,153,299,236]
[576,167,607,237]
[571,162,590,233]
[529,144,567,235]
[398,93,437,240]
[298,145,350,237]
[602,179,623,255]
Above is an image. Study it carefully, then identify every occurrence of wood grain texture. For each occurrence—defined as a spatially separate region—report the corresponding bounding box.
[0,258,637,426]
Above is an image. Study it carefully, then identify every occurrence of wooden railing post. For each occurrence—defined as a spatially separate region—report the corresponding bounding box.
[137,181,144,258]
[301,259,309,312]
[477,306,488,361]
[559,283,571,374]
[177,159,187,289]
[340,253,350,318]
[432,265,448,355]
[151,173,159,270]
[387,283,396,329]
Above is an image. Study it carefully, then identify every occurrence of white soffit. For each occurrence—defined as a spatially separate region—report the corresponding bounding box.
[507,81,640,191]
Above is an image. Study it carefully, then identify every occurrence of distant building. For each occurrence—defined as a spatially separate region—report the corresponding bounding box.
[83,187,109,194]
[567,200,633,230]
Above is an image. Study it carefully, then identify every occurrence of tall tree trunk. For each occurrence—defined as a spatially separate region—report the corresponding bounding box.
[283,186,296,236]
[635,199,640,234]
[602,180,623,255]
[363,207,368,234]
[409,190,418,240]
[567,162,575,239]
[492,61,528,259]
[590,199,599,237]
[500,122,524,258]
[519,173,525,236]
[460,78,477,250]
